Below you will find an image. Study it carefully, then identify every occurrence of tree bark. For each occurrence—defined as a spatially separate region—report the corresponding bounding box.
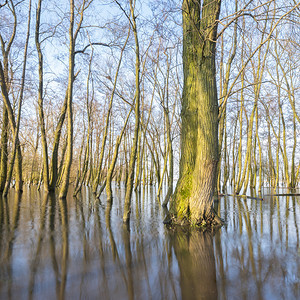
[59,0,75,199]
[170,0,221,227]
[35,0,50,193]
[123,0,140,223]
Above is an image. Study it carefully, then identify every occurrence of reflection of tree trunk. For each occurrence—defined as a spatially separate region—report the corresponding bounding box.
[214,229,226,299]
[94,197,109,299]
[122,224,134,300]
[49,193,60,299]
[104,201,129,297]
[4,192,22,299]
[58,198,69,299]
[170,230,218,300]
[0,197,4,250]
[28,193,49,299]
[5,192,22,259]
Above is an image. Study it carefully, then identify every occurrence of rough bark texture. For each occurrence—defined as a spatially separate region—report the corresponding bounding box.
[170,0,221,227]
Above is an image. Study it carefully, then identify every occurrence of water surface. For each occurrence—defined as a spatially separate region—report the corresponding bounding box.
[0,185,299,299]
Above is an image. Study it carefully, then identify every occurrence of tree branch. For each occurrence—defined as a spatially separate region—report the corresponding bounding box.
[75,42,113,55]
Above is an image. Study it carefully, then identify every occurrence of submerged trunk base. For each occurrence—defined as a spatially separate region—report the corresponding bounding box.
[164,206,224,231]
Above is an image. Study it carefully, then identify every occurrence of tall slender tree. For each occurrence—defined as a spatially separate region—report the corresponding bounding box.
[35,0,50,193]
[123,0,141,224]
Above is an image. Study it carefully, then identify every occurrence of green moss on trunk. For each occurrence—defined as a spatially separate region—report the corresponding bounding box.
[169,0,222,228]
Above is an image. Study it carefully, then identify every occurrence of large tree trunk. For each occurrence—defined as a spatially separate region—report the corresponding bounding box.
[170,0,221,227]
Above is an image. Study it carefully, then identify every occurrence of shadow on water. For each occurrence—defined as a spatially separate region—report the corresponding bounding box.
[0,185,299,299]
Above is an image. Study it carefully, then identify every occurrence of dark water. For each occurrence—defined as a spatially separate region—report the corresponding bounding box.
[0,185,299,300]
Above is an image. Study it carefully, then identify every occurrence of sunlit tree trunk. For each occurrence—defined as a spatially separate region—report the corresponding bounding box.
[234,69,246,193]
[59,0,90,198]
[250,8,273,193]
[59,0,76,198]
[73,126,86,195]
[133,38,153,192]
[162,55,174,207]
[217,0,238,194]
[0,8,13,192]
[30,124,40,185]
[49,93,67,191]
[0,102,9,192]
[106,109,132,202]
[4,0,31,195]
[35,0,50,192]
[170,0,221,226]
[123,0,140,223]
[0,62,23,195]
[0,0,23,194]
[92,27,130,194]
[74,51,94,196]
[275,43,299,188]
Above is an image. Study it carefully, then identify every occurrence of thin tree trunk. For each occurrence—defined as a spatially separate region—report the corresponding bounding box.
[59,0,75,198]
[49,93,68,191]
[0,109,8,192]
[92,28,130,193]
[0,0,17,193]
[217,0,238,193]
[123,0,141,223]
[73,51,94,196]
[106,108,132,202]
[0,62,23,195]
[35,0,49,192]
[59,0,87,198]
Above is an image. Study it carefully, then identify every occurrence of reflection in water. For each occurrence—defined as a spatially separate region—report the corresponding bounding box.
[170,230,218,300]
[59,197,69,300]
[215,192,300,300]
[1,192,22,300]
[0,186,299,299]
[28,193,49,299]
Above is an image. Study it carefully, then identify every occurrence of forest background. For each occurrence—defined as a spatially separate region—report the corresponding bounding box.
[0,0,299,213]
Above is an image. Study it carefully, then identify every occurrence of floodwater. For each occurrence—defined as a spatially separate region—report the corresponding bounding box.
[0,185,299,300]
